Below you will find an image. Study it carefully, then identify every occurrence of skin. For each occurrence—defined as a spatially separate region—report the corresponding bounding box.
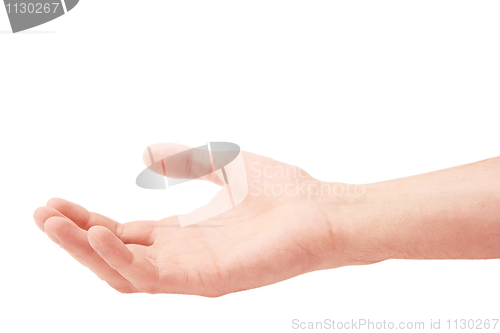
[33,144,500,296]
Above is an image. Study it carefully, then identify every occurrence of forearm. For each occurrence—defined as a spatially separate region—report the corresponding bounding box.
[329,157,500,265]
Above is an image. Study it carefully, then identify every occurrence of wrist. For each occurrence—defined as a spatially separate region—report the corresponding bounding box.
[315,181,393,268]
[316,157,500,268]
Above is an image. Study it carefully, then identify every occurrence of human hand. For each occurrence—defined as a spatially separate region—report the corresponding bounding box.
[34,144,500,295]
[33,143,353,296]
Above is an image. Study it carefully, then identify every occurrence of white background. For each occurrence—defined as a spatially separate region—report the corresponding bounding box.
[1,1,499,332]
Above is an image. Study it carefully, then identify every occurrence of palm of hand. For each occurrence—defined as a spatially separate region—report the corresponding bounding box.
[34,145,337,296]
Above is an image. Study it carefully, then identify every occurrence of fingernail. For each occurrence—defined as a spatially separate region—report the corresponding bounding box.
[88,235,102,256]
[46,232,62,247]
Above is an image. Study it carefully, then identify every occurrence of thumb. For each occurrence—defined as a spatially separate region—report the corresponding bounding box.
[138,143,224,187]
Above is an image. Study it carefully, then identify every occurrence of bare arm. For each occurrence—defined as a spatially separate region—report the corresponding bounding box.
[326,157,500,265]
[34,145,500,296]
